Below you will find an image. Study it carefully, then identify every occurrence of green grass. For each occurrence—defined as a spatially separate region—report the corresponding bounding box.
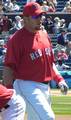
[52,95,71,115]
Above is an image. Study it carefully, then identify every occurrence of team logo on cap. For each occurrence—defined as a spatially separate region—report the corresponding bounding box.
[32,4,39,10]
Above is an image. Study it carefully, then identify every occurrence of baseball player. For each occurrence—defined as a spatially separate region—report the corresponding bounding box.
[0,84,26,120]
[3,2,68,120]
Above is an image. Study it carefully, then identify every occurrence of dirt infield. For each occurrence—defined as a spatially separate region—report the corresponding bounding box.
[56,115,71,120]
[51,89,71,96]
[0,114,71,120]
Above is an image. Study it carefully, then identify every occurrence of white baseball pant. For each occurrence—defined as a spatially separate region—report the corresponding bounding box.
[1,90,26,120]
[13,80,55,120]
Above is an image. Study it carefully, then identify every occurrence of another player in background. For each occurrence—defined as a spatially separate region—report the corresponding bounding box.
[0,84,26,120]
[3,2,69,120]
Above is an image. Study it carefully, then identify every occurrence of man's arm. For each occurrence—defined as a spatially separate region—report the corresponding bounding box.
[2,66,14,88]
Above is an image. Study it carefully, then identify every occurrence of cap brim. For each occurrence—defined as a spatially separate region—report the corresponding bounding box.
[33,9,45,16]
[22,10,46,16]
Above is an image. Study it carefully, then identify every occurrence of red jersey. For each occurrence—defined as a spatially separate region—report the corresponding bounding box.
[4,28,63,83]
[0,84,13,109]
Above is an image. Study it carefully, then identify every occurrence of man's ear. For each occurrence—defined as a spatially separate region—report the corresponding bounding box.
[23,16,29,23]
[23,16,31,26]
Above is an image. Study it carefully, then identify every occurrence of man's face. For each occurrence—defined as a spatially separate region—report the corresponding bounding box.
[25,14,43,32]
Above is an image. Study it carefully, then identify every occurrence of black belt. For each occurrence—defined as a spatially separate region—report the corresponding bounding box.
[41,81,50,84]
[4,104,10,109]
[0,104,10,112]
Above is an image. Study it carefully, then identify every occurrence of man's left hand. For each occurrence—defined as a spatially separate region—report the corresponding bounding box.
[58,81,69,95]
